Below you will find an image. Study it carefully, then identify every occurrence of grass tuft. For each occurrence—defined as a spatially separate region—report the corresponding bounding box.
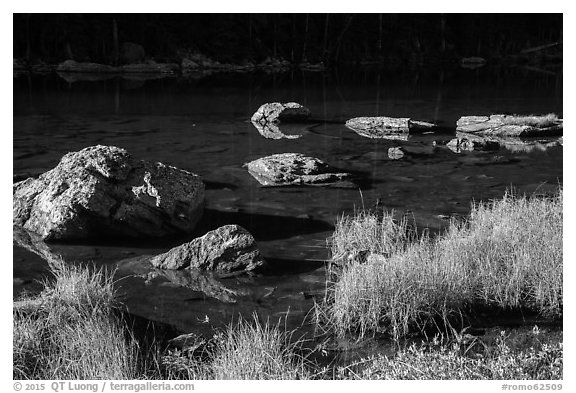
[334,328,562,380]
[320,188,562,339]
[501,113,561,128]
[13,259,142,380]
[162,315,311,380]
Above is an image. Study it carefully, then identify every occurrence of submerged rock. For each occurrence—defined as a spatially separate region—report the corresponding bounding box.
[150,224,265,273]
[388,145,436,159]
[456,114,562,137]
[447,132,501,153]
[460,57,486,69]
[251,102,311,125]
[345,117,435,140]
[245,153,354,187]
[13,145,205,240]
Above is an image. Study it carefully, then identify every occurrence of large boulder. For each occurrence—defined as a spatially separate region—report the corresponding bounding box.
[251,102,311,125]
[150,224,265,272]
[345,117,435,140]
[456,114,563,137]
[13,145,205,241]
[245,153,354,187]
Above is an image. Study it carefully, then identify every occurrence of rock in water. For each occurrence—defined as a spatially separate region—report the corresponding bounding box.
[251,102,311,125]
[456,114,562,137]
[345,117,436,140]
[13,145,205,240]
[245,153,354,187]
[150,224,265,272]
[447,132,501,153]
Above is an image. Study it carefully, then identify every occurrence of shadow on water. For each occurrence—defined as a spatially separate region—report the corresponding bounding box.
[26,208,334,250]
[194,208,334,243]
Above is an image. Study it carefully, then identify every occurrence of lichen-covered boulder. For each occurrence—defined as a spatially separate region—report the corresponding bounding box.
[150,224,265,272]
[251,102,311,125]
[345,117,435,140]
[13,145,205,241]
[456,114,563,137]
[245,153,353,187]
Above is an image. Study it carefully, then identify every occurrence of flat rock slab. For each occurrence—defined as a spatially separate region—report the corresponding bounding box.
[245,153,354,187]
[345,117,436,139]
[456,114,563,137]
[13,145,205,241]
[150,224,265,273]
[251,102,311,125]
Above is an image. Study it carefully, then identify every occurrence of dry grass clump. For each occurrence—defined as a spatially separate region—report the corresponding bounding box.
[320,188,562,339]
[162,315,311,380]
[501,113,561,127]
[13,259,142,380]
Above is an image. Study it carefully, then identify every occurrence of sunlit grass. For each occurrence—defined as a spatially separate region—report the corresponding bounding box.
[13,259,143,379]
[500,113,561,128]
[334,329,562,380]
[162,315,311,380]
[319,188,562,339]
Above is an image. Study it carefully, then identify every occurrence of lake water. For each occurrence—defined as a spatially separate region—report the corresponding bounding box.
[13,66,563,354]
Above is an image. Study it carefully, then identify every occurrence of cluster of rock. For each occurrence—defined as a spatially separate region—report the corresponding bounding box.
[13,145,268,288]
[448,114,563,153]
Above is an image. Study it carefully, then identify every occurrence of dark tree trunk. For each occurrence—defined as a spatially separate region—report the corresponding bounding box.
[323,14,330,62]
[112,18,119,66]
[302,14,309,62]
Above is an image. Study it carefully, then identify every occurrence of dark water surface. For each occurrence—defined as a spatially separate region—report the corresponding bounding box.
[13,66,563,356]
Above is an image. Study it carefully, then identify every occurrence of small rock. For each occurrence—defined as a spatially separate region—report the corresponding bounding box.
[245,153,353,187]
[388,147,405,159]
[460,57,486,69]
[251,102,311,125]
[168,332,207,353]
[150,224,265,273]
